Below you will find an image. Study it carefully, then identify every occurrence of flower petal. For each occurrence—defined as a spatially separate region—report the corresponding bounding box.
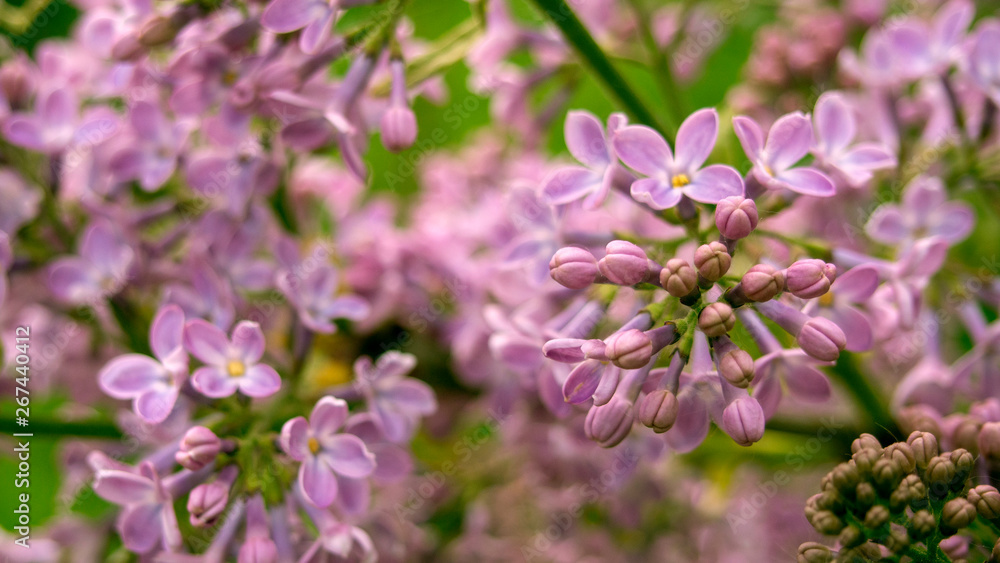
[183,319,230,365]
[94,470,157,505]
[562,359,604,404]
[764,111,813,172]
[540,167,602,206]
[774,167,835,197]
[150,305,185,362]
[826,307,874,352]
[674,107,718,172]
[814,92,855,155]
[564,110,610,169]
[630,177,681,209]
[191,366,240,398]
[135,387,179,424]
[784,363,832,402]
[613,125,672,176]
[119,503,163,554]
[321,434,376,478]
[732,116,764,161]
[99,355,166,399]
[379,379,436,415]
[832,265,880,302]
[238,364,281,397]
[684,164,744,203]
[929,202,974,242]
[866,205,907,244]
[261,0,322,33]
[310,396,350,438]
[281,417,311,461]
[230,321,265,363]
[300,457,338,508]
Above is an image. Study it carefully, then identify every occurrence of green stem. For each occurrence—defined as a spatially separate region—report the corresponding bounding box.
[626,0,686,133]
[831,355,900,443]
[0,416,123,438]
[527,0,670,137]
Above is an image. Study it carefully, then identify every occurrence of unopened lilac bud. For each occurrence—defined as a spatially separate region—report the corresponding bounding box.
[884,443,916,473]
[864,505,889,528]
[598,241,649,286]
[797,317,846,362]
[839,525,863,548]
[660,258,699,300]
[910,510,936,538]
[111,34,145,61]
[637,389,679,433]
[979,422,1000,465]
[176,426,222,471]
[138,15,179,46]
[872,458,902,492]
[698,302,735,337]
[855,483,876,507]
[907,431,939,468]
[830,462,860,494]
[188,481,230,527]
[797,542,833,563]
[810,510,844,534]
[239,538,278,563]
[694,241,731,284]
[951,448,975,486]
[740,264,785,302]
[952,416,982,454]
[719,349,754,388]
[968,485,1000,519]
[851,433,883,455]
[381,106,418,152]
[584,396,634,448]
[784,259,837,299]
[941,498,977,532]
[898,405,943,439]
[715,196,759,240]
[550,247,598,289]
[852,448,880,475]
[926,455,957,491]
[604,329,653,369]
[722,396,765,446]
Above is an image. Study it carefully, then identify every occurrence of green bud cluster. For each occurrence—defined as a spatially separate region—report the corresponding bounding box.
[798,431,1000,563]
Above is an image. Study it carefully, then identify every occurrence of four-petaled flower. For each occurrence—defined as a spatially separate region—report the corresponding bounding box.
[183,319,282,398]
[733,112,835,197]
[280,396,377,507]
[99,305,188,423]
[811,92,896,188]
[613,108,744,209]
[48,221,135,304]
[866,175,974,246]
[353,352,437,443]
[541,110,629,209]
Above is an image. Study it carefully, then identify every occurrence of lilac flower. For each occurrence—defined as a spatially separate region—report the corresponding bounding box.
[613,108,743,209]
[811,92,896,188]
[183,319,281,398]
[2,88,78,153]
[866,176,974,246]
[238,495,278,563]
[91,460,190,554]
[541,111,630,209]
[354,352,436,443]
[733,112,835,197]
[280,396,376,508]
[109,101,187,191]
[99,305,188,423]
[803,265,880,352]
[276,264,370,334]
[48,221,135,304]
[0,168,40,234]
[883,0,973,79]
[261,0,375,55]
[295,487,377,563]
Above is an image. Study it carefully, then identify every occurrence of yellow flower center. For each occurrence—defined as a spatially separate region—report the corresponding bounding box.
[226,360,246,377]
[763,165,774,176]
[818,291,835,308]
[308,437,320,454]
[672,174,690,188]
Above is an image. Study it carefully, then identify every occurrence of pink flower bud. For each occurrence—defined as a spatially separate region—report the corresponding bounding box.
[637,389,679,433]
[0,57,33,108]
[797,317,847,361]
[549,247,598,289]
[785,259,837,299]
[719,348,755,388]
[604,329,653,369]
[380,105,418,152]
[723,396,765,446]
[715,196,759,239]
[188,481,230,527]
[584,396,634,448]
[660,258,698,298]
[979,422,1000,465]
[694,241,732,283]
[176,426,222,471]
[740,264,785,302]
[698,303,735,337]
[598,240,649,286]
